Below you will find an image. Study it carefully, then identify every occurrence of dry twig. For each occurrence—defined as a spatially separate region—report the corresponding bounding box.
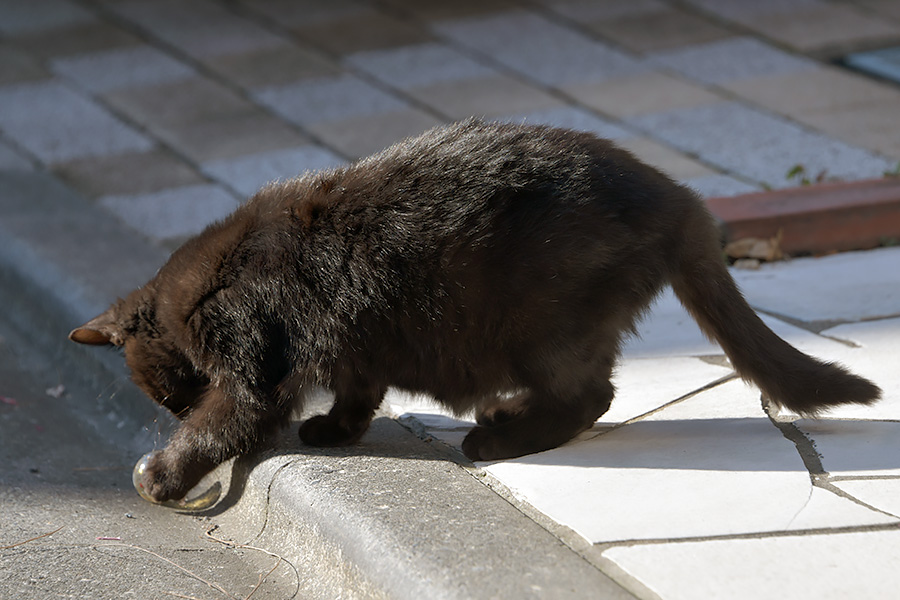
[1,525,64,550]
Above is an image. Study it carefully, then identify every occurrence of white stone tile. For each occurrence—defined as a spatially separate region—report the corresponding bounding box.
[733,247,900,322]
[497,107,634,140]
[682,173,762,197]
[202,146,346,198]
[604,529,900,600]
[604,356,733,423]
[255,75,409,124]
[796,419,900,477]
[434,10,647,86]
[99,184,241,242]
[0,80,153,163]
[802,318,900,420]
[833,479,900,518]
[0,0,95,34]
[482,380,844,542]
[346,42,494,90]
[628,101,894,187]
[51,46,196,93]
[649,37,817,85]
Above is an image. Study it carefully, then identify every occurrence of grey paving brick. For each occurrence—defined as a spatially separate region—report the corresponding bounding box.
[205,43,340,90]
[202,146,345,197]
[54,150,204,198]
[104,77,256,129]
[255,74,409,125]
[682,174,762,197]
[108,0,284,59]
[306,108,443,159]
[435,10,647,86]
[296,10,433,55]
[408,74,563,120]
[499,106,633,140]
[536,0,667,21]
[649,37,817,85]
[0,43,49,86]
[51,46,196,93]
[0,138,34,170]
[346,42,494,90]
[99,184,241,243]
[8,21,141,60]
[628,101,895,187]
[0,80,153,164]
[0,0,95,35]
[681,0,823,21]
[238,0,370,28]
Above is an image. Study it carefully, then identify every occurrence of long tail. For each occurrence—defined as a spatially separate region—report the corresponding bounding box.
[668,194,881,416]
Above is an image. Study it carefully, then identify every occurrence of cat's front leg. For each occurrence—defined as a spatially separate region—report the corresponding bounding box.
[138,385,287,502]
[299,380,385,447]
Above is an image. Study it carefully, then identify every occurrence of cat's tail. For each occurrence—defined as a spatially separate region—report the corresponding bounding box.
[667,195,881,416]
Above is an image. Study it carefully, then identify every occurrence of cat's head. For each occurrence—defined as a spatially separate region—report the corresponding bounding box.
[69,287,210,418]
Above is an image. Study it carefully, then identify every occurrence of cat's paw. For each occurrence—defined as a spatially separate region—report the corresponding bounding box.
[134,452,191,503]
[461,426,510,461]
[299,415,367,447]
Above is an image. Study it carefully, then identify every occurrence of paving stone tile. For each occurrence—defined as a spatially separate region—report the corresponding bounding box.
[238,0,371,28]
[627,101,895,187]
[346,42,494,90]
[537,0,666,21]
[732,247,900,322]
[380,0,517,20]
[616,137,716,180]
[408,75,564,120]
[603,356,733,423]
[255,74,409,125]
[681,0,824,22]
[0,0,95,35]
[796,420,900,478]
[0,139,34,170]
[0,80,153,163]
[482,380,884,542]
[154,111,311,163]
[99,184,241,243]
[849,0,900,20]
[434,10,647,86]
[649,37,817,85]
[798,101,900,161]
[306,108,443,159]
[109,0,284,59]
[202,146,345,197]
[0,43,49,86]
[54,150,204,198]
[8,21,141,60]
[296,11,433,55]
[564,70,724,119]
[588,8,734,54]
[683,173,762,197]
[742,3,900,53]
[723,65,900,116]
[832,479,900,517]
[51,45,196,93]
[499,107,633,140]
[803,318,900,421]
[604,529,900,599]
[204,43,341,89]
[104,77,256,129]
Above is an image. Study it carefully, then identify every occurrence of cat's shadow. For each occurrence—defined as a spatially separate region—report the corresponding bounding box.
[199,415,900,516]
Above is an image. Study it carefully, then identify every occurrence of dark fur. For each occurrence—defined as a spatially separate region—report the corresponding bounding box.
[70,119,881,502]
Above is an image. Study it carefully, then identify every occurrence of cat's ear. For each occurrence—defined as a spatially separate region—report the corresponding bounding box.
[69,308,124,346]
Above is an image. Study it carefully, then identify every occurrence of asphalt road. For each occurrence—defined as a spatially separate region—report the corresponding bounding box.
[0,316,301,600]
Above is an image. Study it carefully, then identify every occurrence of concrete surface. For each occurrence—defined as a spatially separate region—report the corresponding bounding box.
[2,0,900,598]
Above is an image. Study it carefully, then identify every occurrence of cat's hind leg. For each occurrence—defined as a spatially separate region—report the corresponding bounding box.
[463,378,614,462]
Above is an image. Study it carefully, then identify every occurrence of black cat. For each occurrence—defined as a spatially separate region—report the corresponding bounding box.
[70,119,881,502]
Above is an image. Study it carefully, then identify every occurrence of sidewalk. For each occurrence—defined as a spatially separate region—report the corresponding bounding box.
[1,0,899,598]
